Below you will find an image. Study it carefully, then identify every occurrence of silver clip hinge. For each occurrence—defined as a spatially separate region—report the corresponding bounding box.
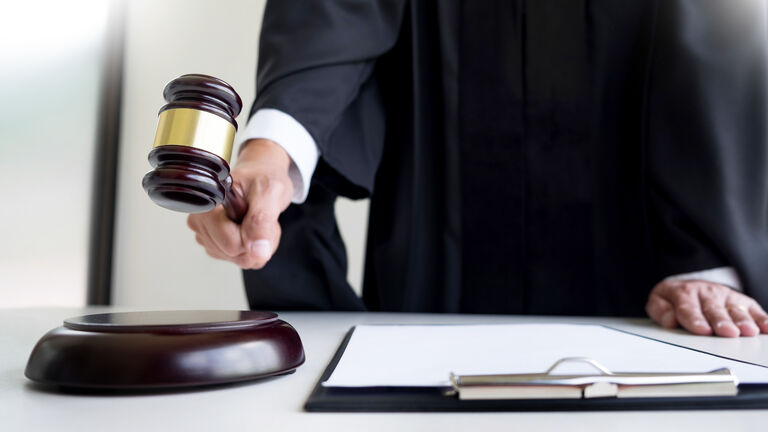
[450,357,738,400]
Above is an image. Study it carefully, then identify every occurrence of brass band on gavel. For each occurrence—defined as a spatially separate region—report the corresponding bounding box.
[153,107,235,163]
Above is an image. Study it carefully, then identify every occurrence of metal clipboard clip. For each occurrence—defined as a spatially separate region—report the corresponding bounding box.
[449,357,739,400]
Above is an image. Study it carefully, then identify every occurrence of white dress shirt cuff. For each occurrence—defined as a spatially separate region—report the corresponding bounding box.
[237,108,319,203]
[663,266,742,291]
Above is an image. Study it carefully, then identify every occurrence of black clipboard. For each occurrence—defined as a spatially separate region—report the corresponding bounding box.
[305,326,768,412]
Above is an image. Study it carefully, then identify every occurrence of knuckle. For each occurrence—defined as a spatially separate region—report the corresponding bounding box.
[736,293,756,305]
[255,209,274,224]
[650,281,665,293]
[247,209,278,228]
[186,216,199,231]
[655,279,678,294]
[680,282,703,294]
[254,175,275,194]
[219,236,241,256]
[645,297,664,314]
[670,288,691,303]
[752,303,768,315]
[252,174,291,203]
[701,283,722,296]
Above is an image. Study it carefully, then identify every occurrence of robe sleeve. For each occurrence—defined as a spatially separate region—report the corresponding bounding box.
[251,0,407,197]
[646,0,768,304]
[242,0,407,310]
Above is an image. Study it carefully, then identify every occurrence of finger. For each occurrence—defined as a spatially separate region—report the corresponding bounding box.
[650,281,711,334]
[725,303,759,337]
[201,235,257,269]
[658,282,712,335]
[700,297,740,337]
[188,204,253,268]
[673,296,713,336]
[239,176,291,268]
[646,294,678,329]
[195,233,229,261]
[240,207,280,267]
[748,304,768,334]
[204,246,230,261]
[192,214,249,266]
[187,214,199,232]
[191,216,227,258]
[203,206,246,258]
[241,218,282,269]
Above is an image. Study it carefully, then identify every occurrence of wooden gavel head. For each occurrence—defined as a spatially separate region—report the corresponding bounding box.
[142,74,247,221]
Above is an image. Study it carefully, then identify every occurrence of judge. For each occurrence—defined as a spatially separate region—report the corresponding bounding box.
[187,0,768,337]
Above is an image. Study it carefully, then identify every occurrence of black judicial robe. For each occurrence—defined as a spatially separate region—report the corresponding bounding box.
[243,0,768,316]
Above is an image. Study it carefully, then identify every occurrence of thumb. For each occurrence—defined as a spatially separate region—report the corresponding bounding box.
[239,174,291,269]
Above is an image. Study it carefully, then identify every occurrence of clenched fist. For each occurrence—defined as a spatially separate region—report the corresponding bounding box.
[187,138,293,269]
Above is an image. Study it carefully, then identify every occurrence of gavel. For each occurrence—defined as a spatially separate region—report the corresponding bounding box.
[142,74,248,223]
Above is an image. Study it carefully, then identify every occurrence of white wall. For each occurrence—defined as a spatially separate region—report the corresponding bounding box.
[114,0,369,309]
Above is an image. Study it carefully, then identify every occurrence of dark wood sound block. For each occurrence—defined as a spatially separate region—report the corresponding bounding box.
[25,310,305,390]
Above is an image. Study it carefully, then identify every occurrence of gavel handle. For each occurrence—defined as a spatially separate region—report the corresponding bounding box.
[223,181,248,224]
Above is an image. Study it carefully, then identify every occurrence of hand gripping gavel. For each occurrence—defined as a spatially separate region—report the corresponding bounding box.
[142,74,248,222]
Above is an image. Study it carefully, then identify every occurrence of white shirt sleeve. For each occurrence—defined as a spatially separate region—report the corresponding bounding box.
[236,108,320,204]
[663,266,742,291]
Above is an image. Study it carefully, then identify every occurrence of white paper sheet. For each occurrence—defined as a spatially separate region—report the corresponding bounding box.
[323,324,768,387]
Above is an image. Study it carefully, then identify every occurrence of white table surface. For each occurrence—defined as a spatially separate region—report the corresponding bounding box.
[2,307,768,431]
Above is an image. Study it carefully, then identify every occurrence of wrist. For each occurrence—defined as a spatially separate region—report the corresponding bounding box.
[237,138,291,174]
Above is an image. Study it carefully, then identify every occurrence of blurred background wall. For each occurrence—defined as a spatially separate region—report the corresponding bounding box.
[0,0,370,309]
[0,0,108,307]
